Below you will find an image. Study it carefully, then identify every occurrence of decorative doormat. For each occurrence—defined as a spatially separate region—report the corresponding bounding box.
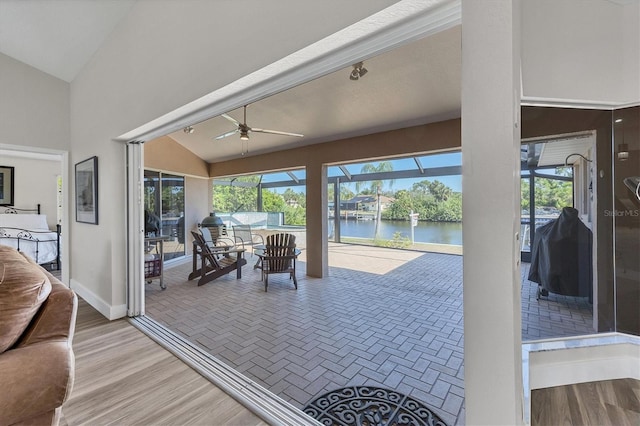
[303,386,448,426]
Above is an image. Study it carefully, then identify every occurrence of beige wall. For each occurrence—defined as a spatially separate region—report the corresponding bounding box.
[144,136,212,255]
[145,136,209,178]
[209,119,461,177]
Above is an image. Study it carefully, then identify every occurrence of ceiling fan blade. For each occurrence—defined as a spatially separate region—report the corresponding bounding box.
[214,129,239,140]
[221,113,240,126]
[251,128,304,138]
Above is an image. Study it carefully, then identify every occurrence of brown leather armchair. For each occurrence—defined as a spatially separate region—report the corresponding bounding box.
[0,246,77,426]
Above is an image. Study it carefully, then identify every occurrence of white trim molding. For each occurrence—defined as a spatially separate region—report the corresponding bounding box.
[522,333,640,425]
[71,279,127,320]
[522,97,640,110]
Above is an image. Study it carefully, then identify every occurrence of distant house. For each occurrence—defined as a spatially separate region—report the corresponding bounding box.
[341,195,394,212]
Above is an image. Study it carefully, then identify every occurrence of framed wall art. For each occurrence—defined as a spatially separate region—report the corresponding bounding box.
[75,156,98,224]
[0,165,15,206]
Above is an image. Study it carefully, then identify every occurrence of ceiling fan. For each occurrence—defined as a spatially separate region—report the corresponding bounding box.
[214,105,304,141]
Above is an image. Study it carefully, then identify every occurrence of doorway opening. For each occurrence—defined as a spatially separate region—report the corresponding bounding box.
[143,170,186,262]
[519,132,597,340]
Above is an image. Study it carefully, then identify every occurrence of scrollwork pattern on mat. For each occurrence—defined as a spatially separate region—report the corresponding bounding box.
[303,385,448,426]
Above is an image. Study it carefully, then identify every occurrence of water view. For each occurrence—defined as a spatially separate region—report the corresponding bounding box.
[336,219,462,245]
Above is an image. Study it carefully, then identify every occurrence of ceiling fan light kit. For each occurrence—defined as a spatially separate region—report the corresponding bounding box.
[214,105,303,141]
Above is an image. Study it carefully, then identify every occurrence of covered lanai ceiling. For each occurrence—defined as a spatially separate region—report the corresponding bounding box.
[165,25,462,163]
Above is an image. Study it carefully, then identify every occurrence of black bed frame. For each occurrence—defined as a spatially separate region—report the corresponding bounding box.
[0,204,61,270]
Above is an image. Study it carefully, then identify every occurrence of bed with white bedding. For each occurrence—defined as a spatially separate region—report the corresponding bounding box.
[0,205,61,268]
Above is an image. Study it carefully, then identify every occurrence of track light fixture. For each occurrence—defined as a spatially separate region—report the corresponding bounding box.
[349,62,368,81]
[183,126,194,134]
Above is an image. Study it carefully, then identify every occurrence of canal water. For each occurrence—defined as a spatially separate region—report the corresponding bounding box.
[336,219,462,245]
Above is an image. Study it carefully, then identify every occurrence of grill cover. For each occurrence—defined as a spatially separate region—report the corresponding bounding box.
[528,207,593,301]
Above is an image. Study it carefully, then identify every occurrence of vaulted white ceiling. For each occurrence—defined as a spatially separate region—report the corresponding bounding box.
[0,0,136,82]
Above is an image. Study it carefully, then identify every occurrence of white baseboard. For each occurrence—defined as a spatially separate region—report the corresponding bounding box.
[522,333,640,425]
[529,343,640,389]
[70,279,127,320]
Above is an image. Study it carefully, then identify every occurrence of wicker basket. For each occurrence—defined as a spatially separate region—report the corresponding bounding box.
[144,258,161,278]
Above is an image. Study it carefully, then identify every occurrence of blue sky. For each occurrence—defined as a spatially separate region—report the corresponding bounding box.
[330,151,462,193]
[266,151,463,194]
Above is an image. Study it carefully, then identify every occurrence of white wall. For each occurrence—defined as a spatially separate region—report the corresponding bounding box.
[0,53,70,151]
[0,155,61,228]
[68,0,399,311]
[522,0,640,104]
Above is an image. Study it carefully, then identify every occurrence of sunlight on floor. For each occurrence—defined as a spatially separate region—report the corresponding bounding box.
[297,243,425,275]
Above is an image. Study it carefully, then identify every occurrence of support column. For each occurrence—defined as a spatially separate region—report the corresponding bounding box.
[306,162,328,277]
[334,178,341,243]
[462,1,523,425]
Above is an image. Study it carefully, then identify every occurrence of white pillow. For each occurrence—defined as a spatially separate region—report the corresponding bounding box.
[0,214,49,230]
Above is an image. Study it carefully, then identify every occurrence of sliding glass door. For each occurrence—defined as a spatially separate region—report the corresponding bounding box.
[143,170,185,261]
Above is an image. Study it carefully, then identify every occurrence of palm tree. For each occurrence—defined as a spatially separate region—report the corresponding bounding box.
[355,161,395,239]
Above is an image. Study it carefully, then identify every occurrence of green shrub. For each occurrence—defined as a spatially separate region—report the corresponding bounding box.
[374,232,411,249]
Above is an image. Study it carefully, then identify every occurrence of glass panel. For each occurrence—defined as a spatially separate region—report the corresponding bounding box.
[329,153,463,247]
[213,171,307,229]
[416,151,462,168]
[534,169,573,221]
[213,178,258,212]
[328,166,346,178]
[160,173,185,261]
[520,167,574,258]
[521,176,533,255]
[613,107,640,335]
[519,130,599,341]
[143,170,161,234]
[328,182,336,242]
[261,169,306,184]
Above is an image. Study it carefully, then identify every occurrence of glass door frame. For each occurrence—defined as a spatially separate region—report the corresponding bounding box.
[520,166,574,262]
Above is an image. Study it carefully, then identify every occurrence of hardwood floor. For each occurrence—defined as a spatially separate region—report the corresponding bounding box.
[61,300,267,426]
[531,378,640,426]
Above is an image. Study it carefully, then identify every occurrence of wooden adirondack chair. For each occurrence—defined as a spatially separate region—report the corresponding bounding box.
[261,233,299,291]
[188,231,246,286]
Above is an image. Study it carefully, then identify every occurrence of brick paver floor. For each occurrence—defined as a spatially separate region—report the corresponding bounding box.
[521,261,593,339]
[145,244,593,426]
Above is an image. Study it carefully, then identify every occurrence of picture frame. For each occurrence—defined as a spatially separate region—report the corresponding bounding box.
[75,156,98,224]
[0,165,15,206]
